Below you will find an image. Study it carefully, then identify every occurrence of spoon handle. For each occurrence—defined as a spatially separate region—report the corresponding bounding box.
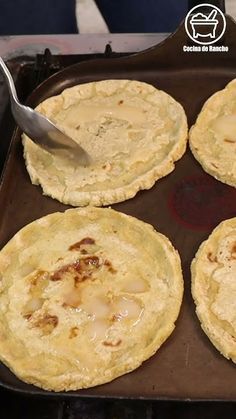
[0,57,19,105]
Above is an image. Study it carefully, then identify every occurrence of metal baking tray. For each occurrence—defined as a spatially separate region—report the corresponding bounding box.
[0,14,236,400]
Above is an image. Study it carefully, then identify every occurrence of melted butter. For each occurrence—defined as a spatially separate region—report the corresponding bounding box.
[212,115,236,143]
[112,296,143,320]
[86,319,109,341]
[82,296,110,319]
[64,105,147,125]
[122,278,148,294]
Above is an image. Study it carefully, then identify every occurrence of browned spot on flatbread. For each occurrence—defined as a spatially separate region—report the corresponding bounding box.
[74,274,90,287]
[102,163,109,170]
[118,100,123,105]
[232,243,236,253]
[207,252,218,263]
[29,272,49,302]
[81,249,88,255]
[104,259,117,274]
[30,270,48,286]
[34,314,58,335]
[112,314,122,322]
[230,242,236,259]
[83,256,99,267]
[211,163,218,169]
[103,339,122,347]
[50,261,81,281]
[69,327,79,338]
[51,256,100,282]
[23,313,32,320]
[51,264,74,281]
[224,139,235,144]
[69,237,95,251]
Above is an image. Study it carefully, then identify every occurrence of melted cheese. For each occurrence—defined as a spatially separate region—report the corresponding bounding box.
[63,105,147,125]
[122,278,148,293]
[86,319,109,341]
[112,296,142,320]
[82,296,110,319]
[212,115,236,143]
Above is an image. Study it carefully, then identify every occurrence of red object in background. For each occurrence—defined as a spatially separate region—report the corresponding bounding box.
[168,174,236,230]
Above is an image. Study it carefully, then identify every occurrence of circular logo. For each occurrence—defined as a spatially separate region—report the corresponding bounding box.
[185,3,226,46]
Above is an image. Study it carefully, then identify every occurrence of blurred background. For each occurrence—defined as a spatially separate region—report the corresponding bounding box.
[77,0,235,34]
[0,0,235,35]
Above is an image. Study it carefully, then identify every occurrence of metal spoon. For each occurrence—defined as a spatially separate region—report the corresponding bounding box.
[0,57,90,165]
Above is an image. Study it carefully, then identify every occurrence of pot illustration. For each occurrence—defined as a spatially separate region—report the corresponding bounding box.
[190,10,218,39]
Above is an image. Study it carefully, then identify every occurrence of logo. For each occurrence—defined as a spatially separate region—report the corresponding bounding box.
[184,3,228,52]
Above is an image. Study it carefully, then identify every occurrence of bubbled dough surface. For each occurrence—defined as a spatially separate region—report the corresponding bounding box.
[190,79,236,187]
[23,79,188,206]
[0,207,183,391]
[191,217,236,363]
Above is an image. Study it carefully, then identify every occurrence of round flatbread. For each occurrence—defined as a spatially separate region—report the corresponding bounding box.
[23,79,188,206]
[190,79,236,187]
[0,208,183,391]
[191,217,236,363]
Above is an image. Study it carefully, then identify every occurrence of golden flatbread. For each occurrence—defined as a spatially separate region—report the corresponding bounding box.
[191,217,236,363]
[0,207,183,391]
[190,79,236,187]
[23,79,188,206]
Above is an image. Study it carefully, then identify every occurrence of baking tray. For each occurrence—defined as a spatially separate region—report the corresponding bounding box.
[0,15,236,401]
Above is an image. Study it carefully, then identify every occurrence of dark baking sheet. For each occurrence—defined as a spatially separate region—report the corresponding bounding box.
[0,17,236,401]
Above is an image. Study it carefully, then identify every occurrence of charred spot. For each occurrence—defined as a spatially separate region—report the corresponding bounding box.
[76,125,80,130]
[103,339,122,347]
[73,261,82,272]
[51,256,99,282]
[112,314,122,322]
[224,139,235,144]
[34,314,58,335]
[23,313,32,320]
[81,249,88,255]
[63,299,80,309]
[50,261,81,281]
[230,243,236,260]
[50,264,71,281]
[118,100,124,105]
[232,243,236,253]
[207,252,218,263]
[104,259,116,274]
[69,237,95,251]
[83,256,100,267]
[74,274,90,286]
[211,163,218,169]
[69,327,79,339]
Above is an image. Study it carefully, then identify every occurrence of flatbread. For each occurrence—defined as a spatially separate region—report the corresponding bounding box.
[23,79,188,206]
[191,217,236,363]
[0,207,183,391]
[189,79,236,187]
